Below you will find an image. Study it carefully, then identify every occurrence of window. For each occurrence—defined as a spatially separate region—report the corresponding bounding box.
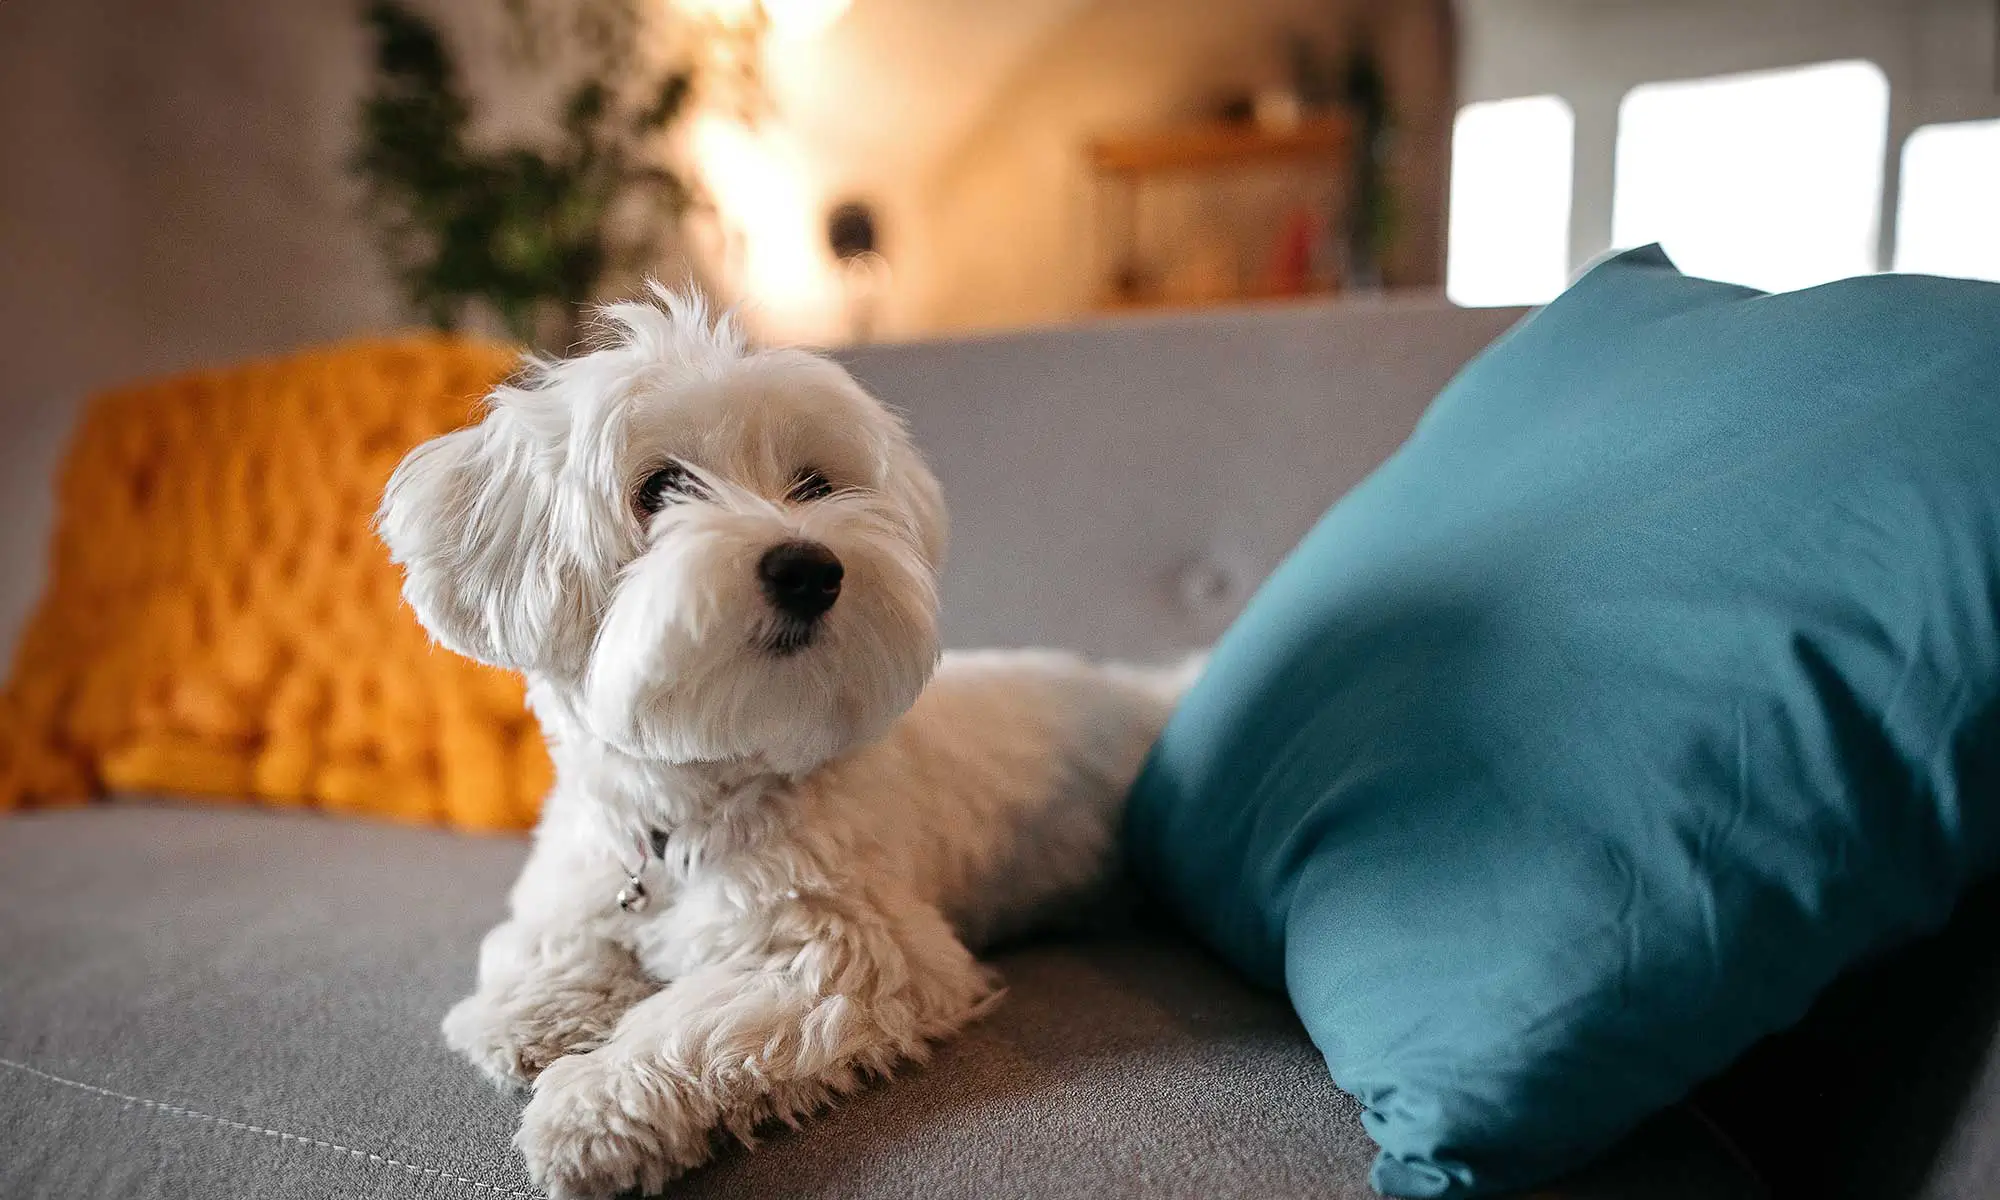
[1894,119,2000,282]
[1612,60,1889,293]
[1446,95,1575,307]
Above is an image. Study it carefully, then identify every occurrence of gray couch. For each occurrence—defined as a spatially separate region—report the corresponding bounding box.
[3,300,1991,1198]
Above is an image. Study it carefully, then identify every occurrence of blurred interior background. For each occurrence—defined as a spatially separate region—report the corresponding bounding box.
[2,0,1998,651]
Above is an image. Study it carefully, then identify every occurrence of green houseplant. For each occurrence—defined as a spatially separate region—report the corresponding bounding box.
[353,0,698,347]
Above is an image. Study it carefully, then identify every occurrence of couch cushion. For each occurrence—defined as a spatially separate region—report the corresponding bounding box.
[0,803,1756,1199]
[1125,247,2000,1196]
[0,336,549,829]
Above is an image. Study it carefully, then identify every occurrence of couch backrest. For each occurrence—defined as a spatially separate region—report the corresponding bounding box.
[0,300,1522,669]
[839,300,1525,661]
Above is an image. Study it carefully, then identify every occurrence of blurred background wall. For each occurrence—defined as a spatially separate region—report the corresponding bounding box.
[2,1,393,655]
[839,0,1449,334]
[0,0,1451,652]
[4,0,1999,656]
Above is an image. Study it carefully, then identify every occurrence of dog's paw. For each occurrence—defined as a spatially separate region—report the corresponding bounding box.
[517,1052,714,1200]
[442,991,617,1091]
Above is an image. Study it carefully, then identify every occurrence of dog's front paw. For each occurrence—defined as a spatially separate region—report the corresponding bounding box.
[517,1051,715,1200]
[443,991,617,1091]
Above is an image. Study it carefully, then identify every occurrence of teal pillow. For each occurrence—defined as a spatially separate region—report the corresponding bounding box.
[1125,247,2000,1196]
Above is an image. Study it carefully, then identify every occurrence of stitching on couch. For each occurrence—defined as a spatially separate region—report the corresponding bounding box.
[0,1056,535,1198]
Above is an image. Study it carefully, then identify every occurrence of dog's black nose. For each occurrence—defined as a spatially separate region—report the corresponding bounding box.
[758,541,843,621]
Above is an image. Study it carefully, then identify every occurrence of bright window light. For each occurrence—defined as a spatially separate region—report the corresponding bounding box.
[1447,95,1575,307]
[1612,60,1889,293]
[1894,119,2000,282]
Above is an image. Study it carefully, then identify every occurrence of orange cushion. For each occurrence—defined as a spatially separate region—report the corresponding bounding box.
[0,336,552,831]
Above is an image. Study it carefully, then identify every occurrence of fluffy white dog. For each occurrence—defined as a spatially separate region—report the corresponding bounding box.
[377,287,1190,1199]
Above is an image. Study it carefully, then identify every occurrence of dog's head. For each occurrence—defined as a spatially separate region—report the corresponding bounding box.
[378,287,946,774]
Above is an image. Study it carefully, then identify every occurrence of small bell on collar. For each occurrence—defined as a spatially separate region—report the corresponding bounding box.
[616,874,649,914]
[615,827,657,915]
[614,828,671,915]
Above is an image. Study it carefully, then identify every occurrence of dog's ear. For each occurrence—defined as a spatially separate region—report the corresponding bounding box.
[377,416,590,673]
[882,430,948,571]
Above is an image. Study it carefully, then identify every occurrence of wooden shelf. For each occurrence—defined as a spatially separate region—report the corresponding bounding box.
[1087,114,1352,175]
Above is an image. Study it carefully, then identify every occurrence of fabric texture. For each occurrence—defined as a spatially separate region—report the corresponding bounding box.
[0,337,551,828]
[0,803,1759,1200]
[837,301,1525,663]
[1126,247,2000,1195]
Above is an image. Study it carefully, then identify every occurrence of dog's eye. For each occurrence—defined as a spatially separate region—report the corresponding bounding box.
[788,469,835,503]
[635,462,699,515]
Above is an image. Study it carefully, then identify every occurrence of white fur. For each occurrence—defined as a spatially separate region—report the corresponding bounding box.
[379,285,1192,1199]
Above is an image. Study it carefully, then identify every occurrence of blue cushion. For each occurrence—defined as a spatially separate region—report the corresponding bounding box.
[1124,246,2000,1197]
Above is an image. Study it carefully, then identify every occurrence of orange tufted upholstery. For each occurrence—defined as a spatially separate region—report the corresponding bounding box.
[0,336,553,831]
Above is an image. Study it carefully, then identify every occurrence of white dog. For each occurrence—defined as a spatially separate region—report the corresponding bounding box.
[377,287,1190,1199]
